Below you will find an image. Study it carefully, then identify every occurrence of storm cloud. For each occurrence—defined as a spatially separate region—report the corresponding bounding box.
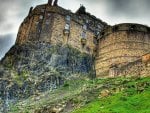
[78,0,150,25]
[0,0,46,59]
[0,0,46,35]
[0,0,150,60]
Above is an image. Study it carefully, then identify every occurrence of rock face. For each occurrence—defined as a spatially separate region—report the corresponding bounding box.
[0,42,94,112]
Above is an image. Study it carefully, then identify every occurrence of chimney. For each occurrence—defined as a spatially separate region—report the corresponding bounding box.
[28,7,33,16]
[53,0,58,6]
[48,0,53,6]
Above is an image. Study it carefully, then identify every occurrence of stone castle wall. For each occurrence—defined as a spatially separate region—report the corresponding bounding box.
[95,24,150,77]
[109,53,150,77]
[15,3,150,78]
[16,4,106,54]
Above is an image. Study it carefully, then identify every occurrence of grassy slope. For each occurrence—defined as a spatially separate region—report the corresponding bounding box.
[9,77,150,113]
[72,77,150,113]
[72,91,150,113]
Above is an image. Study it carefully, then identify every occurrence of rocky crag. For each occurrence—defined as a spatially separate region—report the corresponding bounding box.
[0,41,94,112]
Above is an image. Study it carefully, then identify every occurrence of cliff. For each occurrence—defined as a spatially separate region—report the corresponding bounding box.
[0,39,95,111]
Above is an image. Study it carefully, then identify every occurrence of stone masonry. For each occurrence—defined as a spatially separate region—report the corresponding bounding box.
[15,1,150,78]
[16,2,107,55]
[96,24,150,77]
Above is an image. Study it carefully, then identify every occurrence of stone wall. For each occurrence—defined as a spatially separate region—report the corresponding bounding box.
[96,24,150,77]
[15,5,106,54]
[109,54,150,77]
[14,3,150,78]
[51,13,97,54]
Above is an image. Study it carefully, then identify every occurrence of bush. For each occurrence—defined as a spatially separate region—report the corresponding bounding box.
[63,83,69,87]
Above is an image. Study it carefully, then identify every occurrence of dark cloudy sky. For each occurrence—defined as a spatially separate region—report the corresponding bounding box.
[0,0,150,59]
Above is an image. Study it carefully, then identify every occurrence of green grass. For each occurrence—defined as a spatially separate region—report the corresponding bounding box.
[72,77,150,113]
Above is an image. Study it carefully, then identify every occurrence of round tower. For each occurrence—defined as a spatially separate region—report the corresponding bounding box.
[95,23,150,77]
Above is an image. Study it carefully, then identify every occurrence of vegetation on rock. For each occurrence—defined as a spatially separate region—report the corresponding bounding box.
[8,77,150,113]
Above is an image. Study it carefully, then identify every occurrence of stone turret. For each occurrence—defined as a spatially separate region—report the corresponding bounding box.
[76,5,86,14]
[53,0,58,6]
[95,23,150,77]
[48,0,53,6]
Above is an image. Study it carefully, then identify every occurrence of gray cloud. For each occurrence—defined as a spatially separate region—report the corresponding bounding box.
[105,0,150,17]
[0,34,16,59]
[76,0,150,26]
[0,0,47,60]
[81,0,150,18]
[0,0,46,34]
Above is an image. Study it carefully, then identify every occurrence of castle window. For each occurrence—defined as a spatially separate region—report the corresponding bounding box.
[81,31,86,39]
[39,15,43,19]
[94,31,100,39]
[66,15,71,21]
[86,19,89,24]
[96,31,100,35]
[65,23,70,30]
[83,24,87,30]
[97,24,101,29]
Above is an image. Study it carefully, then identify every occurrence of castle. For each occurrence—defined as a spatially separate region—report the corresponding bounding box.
[16,0,150,78]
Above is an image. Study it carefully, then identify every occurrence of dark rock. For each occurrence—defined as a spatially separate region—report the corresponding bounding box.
[0,42,94,111]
